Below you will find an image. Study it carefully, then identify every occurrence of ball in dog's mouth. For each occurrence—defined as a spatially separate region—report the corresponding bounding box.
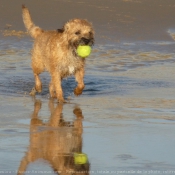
[77,45,92,58]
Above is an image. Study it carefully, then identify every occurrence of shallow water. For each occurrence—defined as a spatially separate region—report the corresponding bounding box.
[0,32,175,174]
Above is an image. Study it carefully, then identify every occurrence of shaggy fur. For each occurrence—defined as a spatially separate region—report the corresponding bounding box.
[22,5,94,103]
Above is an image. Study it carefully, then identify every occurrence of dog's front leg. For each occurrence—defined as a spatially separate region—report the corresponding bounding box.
[51,71,65,103]
[74,68,85,96]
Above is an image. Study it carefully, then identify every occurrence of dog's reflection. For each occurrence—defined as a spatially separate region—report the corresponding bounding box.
[18,100,90,175]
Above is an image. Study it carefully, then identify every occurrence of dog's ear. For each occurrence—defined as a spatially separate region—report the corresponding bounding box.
[57,28,64,33]
[63,22,70,32]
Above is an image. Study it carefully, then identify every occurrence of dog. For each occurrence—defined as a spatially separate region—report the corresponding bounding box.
[17,99,90,175]
[22,5,94,103]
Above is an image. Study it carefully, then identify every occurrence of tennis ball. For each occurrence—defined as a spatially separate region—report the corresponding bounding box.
[74,153,88,164]
[77,45,91,58]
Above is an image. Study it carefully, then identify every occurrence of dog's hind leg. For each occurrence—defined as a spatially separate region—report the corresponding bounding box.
[31,56,44,94]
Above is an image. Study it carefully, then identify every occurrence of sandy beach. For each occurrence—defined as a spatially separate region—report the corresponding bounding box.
[0,0,175,174]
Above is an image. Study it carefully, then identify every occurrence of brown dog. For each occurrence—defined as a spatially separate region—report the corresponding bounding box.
[22,5,94,103]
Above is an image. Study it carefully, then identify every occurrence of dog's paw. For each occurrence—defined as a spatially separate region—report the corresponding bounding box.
[74,87,83,96]
[50,93,57,99]
[57,99,67,104]
[29,87,37,96]
[35,84,42,93]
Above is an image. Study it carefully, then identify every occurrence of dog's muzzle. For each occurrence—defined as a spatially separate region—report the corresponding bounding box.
[80,37,94,46]
[82,37,90,45]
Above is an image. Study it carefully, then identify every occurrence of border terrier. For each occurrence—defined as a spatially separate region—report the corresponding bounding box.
[22,5,94,103]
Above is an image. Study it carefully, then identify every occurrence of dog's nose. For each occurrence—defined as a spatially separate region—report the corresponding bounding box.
[82,37,90,45]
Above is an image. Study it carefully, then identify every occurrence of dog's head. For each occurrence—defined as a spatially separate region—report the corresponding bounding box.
[59,19,94,51]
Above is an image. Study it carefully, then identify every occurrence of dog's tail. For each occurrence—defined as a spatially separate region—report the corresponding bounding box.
[22,5,43,38]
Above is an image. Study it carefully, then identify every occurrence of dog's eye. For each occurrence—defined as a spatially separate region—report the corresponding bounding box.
[75,31,81,35]
[89,31,92,35]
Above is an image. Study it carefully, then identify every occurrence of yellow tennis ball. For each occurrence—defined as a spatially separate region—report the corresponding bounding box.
[74,153,88,164]
[77,45,91,58]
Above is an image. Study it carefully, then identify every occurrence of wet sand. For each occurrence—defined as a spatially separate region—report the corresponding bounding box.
[0,0,175,174]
